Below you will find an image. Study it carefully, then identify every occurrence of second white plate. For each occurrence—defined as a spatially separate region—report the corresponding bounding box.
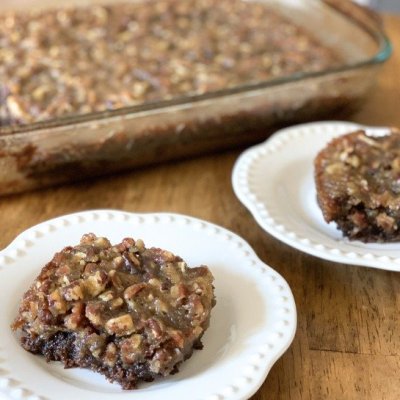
[232,121,400,271]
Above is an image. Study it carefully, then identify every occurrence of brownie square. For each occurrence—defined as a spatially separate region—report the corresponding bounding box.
[12,233,215,389]
[314,129,400,242]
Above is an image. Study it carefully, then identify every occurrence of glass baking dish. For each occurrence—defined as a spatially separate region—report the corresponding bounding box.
[0,0,391,195]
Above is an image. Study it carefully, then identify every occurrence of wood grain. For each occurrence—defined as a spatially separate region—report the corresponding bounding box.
[0,13,400,400]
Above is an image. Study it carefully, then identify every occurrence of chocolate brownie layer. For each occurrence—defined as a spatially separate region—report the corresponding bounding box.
[12,234,215,389]
[315,129,400,242]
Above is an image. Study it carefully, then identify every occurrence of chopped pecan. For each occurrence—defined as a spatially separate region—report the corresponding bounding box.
[55,264,71,277]
[86,333,106,358]
[93,236,112,249]
[98,290,114,302]
[110,298,124,309]
[124,283,146,299]
[120,334,142,364]
[122,238,135,249]
[83,262,99,276]
[147,318,163,340]
[105,314,135,336]
[48,289,68,315]
[170,283,188,302]
[161,263,180,284]
[168,329,185,349]
[64,302,85,330]
[82,270,108,297]
[112,256,124,269]
[109,270,124,291]
[104,343,118,367]
[62,281,84,301]
[85,302,104,327]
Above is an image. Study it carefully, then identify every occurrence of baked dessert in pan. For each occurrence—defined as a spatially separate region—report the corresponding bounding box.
[0,0,339,126]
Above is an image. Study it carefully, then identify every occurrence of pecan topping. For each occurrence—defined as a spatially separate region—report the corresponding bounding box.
[0,0,338,126]
[105,314,135,336]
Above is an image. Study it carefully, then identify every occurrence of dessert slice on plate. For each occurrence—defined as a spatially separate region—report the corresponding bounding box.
[315,129,400,242]
[12,233,215,389]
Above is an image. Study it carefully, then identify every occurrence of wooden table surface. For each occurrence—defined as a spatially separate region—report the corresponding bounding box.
[1,13,400,400]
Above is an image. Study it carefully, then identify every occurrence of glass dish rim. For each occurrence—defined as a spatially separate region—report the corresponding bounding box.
[0,0,392,137]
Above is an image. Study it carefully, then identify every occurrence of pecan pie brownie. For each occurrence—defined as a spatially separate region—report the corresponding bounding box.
[314,129,400,242]
[12,234,215,389]
[0,0,339,126]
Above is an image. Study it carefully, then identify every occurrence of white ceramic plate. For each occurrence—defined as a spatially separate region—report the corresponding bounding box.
[0,210,296,400]
[232,121,400,271]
